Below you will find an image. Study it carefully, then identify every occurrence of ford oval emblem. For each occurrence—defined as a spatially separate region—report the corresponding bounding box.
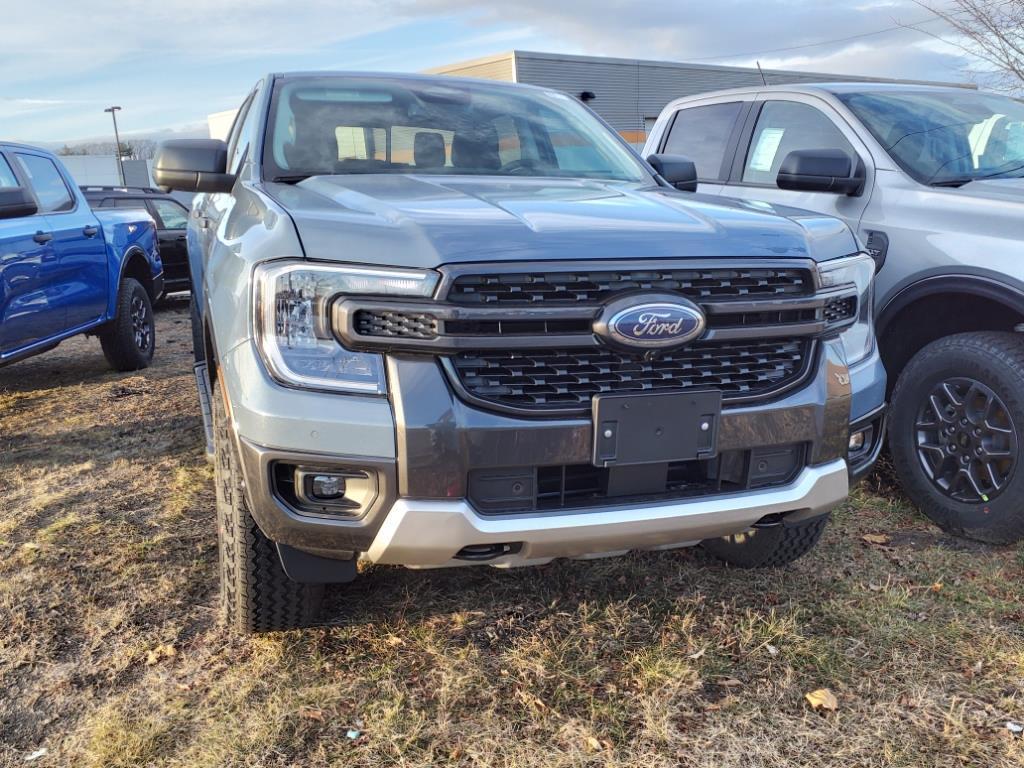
[595,295,706,350]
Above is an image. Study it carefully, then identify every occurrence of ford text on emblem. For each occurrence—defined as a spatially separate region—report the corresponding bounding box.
[594,294,706,350]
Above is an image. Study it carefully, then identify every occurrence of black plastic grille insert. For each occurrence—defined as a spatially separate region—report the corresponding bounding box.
[354,309,438,340]
[447,267,812,305]
[450,338,811,411]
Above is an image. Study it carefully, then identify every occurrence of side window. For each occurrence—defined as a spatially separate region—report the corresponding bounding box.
[743,101,856,186]
[392,127,453,166]
[150,199,189,229]
[662,102,744,181]
[491,115,541,167]
[334,127,387,161]
[494,115,522,166]
[15,153,74,213]
[0,155,18,187]
[103,197,147,209]
[226,87,262,174]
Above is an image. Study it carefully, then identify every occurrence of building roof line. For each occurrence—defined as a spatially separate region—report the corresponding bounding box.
[429,49,972,90]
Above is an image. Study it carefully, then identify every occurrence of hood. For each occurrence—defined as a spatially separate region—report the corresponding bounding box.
[264,175,858,268]
[951,177,1024,205]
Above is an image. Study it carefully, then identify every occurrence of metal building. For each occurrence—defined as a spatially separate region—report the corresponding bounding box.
[427,50,971,147]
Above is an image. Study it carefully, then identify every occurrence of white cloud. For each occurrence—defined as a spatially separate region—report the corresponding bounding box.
[2,0,408,84]
[5,0,999,142]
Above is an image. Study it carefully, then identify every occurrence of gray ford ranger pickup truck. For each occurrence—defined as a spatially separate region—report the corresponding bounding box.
[155,72,886,633]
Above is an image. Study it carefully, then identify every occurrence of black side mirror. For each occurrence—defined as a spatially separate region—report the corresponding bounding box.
[646,153,698,192]
[776,149,865,196]
[153,139,234,193]
[0,187,38,220]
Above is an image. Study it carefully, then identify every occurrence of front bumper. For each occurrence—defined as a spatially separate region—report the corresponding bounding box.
[366,459,848,567]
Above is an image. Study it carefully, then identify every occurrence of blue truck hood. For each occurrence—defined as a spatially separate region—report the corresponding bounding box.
[264,175,858,267]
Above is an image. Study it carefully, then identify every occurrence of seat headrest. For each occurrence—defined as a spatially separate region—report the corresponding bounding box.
[414,132,446,169]
[451,126,501,171]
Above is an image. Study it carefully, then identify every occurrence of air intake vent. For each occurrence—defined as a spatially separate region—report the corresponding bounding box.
[353,309,438,339]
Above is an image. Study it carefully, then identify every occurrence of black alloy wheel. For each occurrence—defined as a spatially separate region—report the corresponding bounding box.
[131,294,152,353]
[914,377,1017,503]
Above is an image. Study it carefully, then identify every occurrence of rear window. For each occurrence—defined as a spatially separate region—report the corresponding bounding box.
[0,155,18,188]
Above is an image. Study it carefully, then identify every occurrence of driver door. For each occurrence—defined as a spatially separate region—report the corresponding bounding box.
[719,94,876,232]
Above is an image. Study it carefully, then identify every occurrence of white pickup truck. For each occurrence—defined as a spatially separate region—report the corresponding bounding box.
[645,83,1024,545]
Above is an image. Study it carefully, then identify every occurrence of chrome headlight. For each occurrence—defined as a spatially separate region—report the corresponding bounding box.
[254,260,439,394]
[818,253,875,365]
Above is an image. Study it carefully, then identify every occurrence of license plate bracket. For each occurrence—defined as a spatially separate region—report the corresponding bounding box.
[592,391,721,467]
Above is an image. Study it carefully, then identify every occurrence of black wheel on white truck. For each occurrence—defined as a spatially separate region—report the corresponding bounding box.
[889,332,1024,544]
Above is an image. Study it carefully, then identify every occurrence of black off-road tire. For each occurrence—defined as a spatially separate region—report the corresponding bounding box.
[99,277,155,371]
[213,388,324,633]
[889,332,1024,544]
[701,515,828,568]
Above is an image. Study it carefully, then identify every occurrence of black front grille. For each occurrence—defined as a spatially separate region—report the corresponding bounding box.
[354,309,438,340]
[449,338,811,412]
[444,317,592,336]
[468,444,805,514]
[447,267,812,305]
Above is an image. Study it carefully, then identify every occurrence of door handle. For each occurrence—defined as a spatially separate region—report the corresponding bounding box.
[83,225,99,237]
[33,232,53,244]
[175,234,187,241]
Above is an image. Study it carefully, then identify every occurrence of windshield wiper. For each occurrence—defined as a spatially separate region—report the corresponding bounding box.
[271,174,313,184]
[980,163,1024,181]
[930,178,973,188]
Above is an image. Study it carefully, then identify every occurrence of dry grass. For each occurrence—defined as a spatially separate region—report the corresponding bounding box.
[2,300,1024,767]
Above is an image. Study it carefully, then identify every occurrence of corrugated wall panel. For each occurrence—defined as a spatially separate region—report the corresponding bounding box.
[514,54,646,136]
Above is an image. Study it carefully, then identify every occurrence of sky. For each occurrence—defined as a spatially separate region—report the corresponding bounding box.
[2,0,983,144]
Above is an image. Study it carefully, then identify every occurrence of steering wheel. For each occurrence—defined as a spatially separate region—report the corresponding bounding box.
[500,159,537,175]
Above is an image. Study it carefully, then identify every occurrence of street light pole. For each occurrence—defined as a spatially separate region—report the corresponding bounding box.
[104,106,125,186]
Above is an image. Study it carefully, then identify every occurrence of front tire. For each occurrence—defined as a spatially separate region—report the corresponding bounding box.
[889,332,1024,544]
[212,386,324,633]
[99,277,155,371]
[701,515,828,568]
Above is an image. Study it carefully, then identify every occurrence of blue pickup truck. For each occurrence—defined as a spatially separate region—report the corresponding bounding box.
[0,143,162,370]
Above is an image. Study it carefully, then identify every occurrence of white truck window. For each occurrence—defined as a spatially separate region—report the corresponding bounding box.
[742,102,855,186]
[662,102,743,181]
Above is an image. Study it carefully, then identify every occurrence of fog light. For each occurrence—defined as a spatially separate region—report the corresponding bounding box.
[848,430,867,452]
[311,474,346,500]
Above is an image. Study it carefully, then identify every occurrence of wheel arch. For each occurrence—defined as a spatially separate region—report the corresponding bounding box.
[119,246,157,301]
[877,274,1024,388]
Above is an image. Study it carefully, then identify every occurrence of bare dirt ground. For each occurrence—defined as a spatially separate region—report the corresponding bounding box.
[2,300,1024,767]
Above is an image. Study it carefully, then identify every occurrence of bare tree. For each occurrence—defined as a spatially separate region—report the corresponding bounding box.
[915,1,1024,93]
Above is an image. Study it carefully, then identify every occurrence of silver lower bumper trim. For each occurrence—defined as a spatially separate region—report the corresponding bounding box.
[365,459,849,568]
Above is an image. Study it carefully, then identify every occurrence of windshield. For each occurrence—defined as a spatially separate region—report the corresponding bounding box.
[263,76,649,183]
[839,89,1024,186]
